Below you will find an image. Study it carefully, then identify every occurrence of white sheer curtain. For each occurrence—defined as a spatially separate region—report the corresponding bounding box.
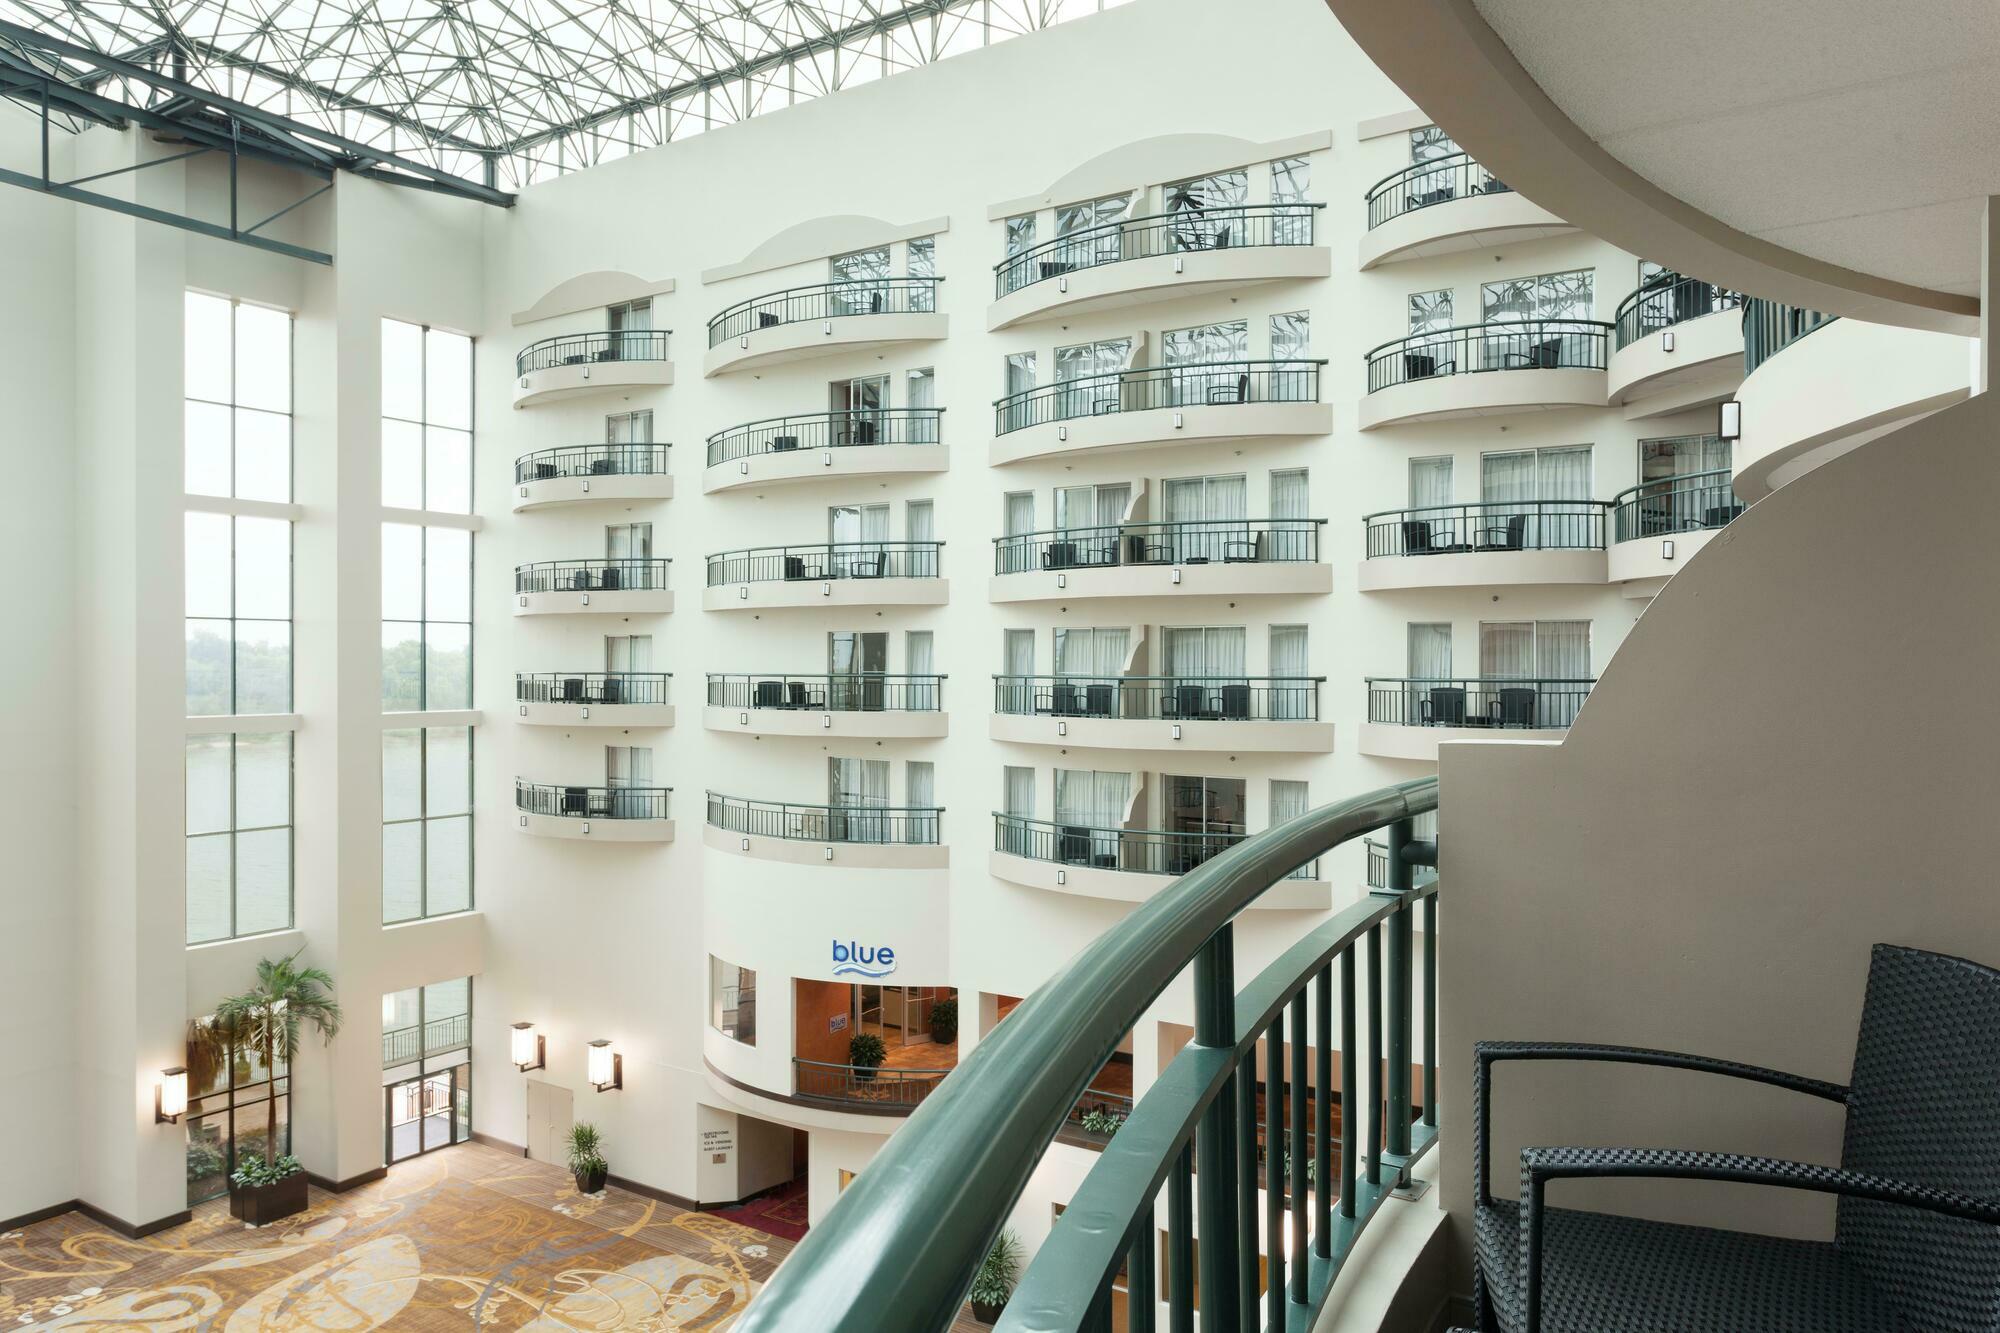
[1002,491,1036,573]
[1480,450,1537,549]
[906,499,934,546]
[1269,624,1308,719]
[906,761,934,810]
[1535,620,1592,726]
[1410,457,1453,508]
[1272,778,1313,877]
[1539,445,1594,547]
[905,631,935,710]
[1164,474,1248,561]
[1055,769,1130,862]
[1479,622,1535,677]
[1002,764,1036,855]
[1003,629,1035,713]
[1269,468,1310,560]
[1406,622,1453,722]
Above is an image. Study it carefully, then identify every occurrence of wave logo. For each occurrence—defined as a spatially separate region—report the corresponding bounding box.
[831,939,897,979]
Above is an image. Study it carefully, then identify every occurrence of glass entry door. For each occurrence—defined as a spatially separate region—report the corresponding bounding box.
[386,1065,464,1163]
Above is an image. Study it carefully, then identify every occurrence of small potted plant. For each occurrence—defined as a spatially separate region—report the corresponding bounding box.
[848,1032,888,1083]
[928,995,959,1046]
[567,1122,609,1195]
[214,951,342,1226]
[1078,1106,1125,1138]
[969,1228,1022,1324]
[230,1154,308,1225]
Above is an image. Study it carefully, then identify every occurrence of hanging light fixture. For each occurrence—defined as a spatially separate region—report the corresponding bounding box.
[511,1022,545,1072]
[588,1040,623,1092]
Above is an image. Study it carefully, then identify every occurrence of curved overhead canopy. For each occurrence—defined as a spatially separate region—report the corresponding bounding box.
[1324,0,1990,332]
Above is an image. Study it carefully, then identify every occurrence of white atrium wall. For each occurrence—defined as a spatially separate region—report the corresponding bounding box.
[0,0,1711,1240]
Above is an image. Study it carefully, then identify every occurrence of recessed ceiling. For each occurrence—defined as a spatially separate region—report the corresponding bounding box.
[1472,0,2000,298]
[0,0,1122,191]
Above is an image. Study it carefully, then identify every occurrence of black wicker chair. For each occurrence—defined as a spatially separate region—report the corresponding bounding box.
[1467,943,2000,1332]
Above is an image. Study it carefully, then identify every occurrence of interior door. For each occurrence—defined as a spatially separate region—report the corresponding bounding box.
[524,1079,574,1166]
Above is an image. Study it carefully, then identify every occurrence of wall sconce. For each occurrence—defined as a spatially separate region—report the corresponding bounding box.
[511,1022,545,1072]
[588,1040,623,1093]
[1718,399,1742,441]
[1661,330,1676,353]
[156,1067,188,1124]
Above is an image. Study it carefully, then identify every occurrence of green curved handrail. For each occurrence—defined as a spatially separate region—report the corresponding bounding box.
[734,776,1438,1332]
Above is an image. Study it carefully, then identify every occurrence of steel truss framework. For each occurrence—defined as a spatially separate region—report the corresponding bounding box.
[0,0,1118,200]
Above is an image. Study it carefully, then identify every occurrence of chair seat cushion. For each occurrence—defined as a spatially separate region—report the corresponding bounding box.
[1475,1200,1906,1332]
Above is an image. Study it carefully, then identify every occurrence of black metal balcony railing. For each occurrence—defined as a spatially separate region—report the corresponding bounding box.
[515,443,670,484]
[994,203,1323,299]
[995,517,1325,575]
[992,675,1323,722]
[1363,500,1607,557]
[1612,276,1744,349]
[515,558,670,593]
[381,1011,469,1067]
[1742,297,1838,376]
[1363,151,1512,230]
[1063,1086,1137,1143]
[706,792,942,845]
[736,779,1440,1333]
[1364,676,1596,730]
[1611,468,1747,543]
[1365,837,1439,892]
[997,813,1321,883]
[995,359,1324,437]
[515,329,671,376]
[793,1057,953,1111]
[515,780,671,820]
[516,672,671,706]
[707,278,942,347]
[704,541,942,585]
[706,673,945,712]
[1364,319,1615,393]
[706,408,944,467]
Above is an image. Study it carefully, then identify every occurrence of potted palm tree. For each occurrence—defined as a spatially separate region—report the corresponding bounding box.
[968,1228,1022,1324]
[848,1031,888,1083]
[213,950,342,1226]
[567,1123,609,1194]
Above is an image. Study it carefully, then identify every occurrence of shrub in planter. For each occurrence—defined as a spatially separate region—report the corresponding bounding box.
[969,1228,1022,1324]
[567,1123,609,1195]
[1078,1106,1125,1138]
[229,1154,308,1226]
[928,995,959,1046]
[848,1032,888,1082]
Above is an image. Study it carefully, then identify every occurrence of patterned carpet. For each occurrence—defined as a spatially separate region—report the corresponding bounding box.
[0,1142,793,1329]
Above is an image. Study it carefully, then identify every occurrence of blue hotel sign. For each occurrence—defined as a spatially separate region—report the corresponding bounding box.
[831,939,897,979]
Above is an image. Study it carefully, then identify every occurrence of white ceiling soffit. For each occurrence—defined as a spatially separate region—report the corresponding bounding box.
[1322,0,1985,333]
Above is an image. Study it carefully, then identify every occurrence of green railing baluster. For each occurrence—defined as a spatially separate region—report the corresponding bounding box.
[1314,964,1333,1256]
[1128,1219,1156,1333]
[1339,946,1357,1218]
[1234,1052,1259,1332]
[1365,924,1383,1188]
[1288,988,1308,1305]
[1168,1144,1193,1333]
[1264,1010,1285,1330]
[1386,818,1413,1164]
[1424,892,1438,1130]
[1193,927,1240,1324]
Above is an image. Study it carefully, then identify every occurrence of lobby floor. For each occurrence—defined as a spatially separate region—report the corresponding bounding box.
[0,1141,791,1329]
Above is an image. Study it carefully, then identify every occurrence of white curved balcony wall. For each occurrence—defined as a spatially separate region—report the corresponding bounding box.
[1606,307,1745,417]
[701,705,948,740]
[988,845,1329,910]
[988,712,1335,755]
[1358,366,1608,430]
[1359,190,1573,270]
[514,470,675,512]
[703,311,948,378]
[1357,549,1606,592]
[989,244,1331,332]
[703,444,948,495]
[991,400,1330,467]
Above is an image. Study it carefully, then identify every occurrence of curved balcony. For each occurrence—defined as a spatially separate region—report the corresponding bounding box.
[704,673,948,738]
[1359,152,1572,269]
[1607,278,1746,413]
[514,672,674,728]
[1608,469,1746,588]
[701,541,946,611]
[514,780,673,841]
[989,813,1327,909]
[792,1058,952,1115]
[1735,302,1970,499]
[988,204,1328,331]
[991,359,1329,466]
[703,278,945,377]
[990,517,1329,602]
[512,443,673,511]
[989,675,1333,753]
[703,408,946,494]
[1359,319,1614,429]
[513,559,673,616]
[1357,676,1593,760]
[1358,500,1607,591]
[512,330,673,408]
[703,792,947,869]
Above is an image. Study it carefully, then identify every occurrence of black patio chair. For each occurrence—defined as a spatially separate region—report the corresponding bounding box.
[561,676,586,703]
[1083,683,1114,718]
[753,680,784,709]
[1048,683,1082,717]
[1492,686,1538,728]
[1466,943,2000,1333]
[1043,541,1080,571]
[1402,519,1437,556]
[1421,686,1468,726]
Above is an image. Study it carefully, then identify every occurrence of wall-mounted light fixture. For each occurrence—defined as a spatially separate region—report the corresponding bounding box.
[511,1022,545,1072]
[1661,330,1676,353]
[1718,399,1742,442]
[588,1040,623,1093]
[156,1067,188,1123]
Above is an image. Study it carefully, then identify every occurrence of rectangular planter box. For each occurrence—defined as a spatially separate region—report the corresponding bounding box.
[229,1170,309,1226]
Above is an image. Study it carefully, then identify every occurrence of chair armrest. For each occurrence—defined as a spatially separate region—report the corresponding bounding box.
[1474,1041,1847,1208]
[1517,1145,2000,1333]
